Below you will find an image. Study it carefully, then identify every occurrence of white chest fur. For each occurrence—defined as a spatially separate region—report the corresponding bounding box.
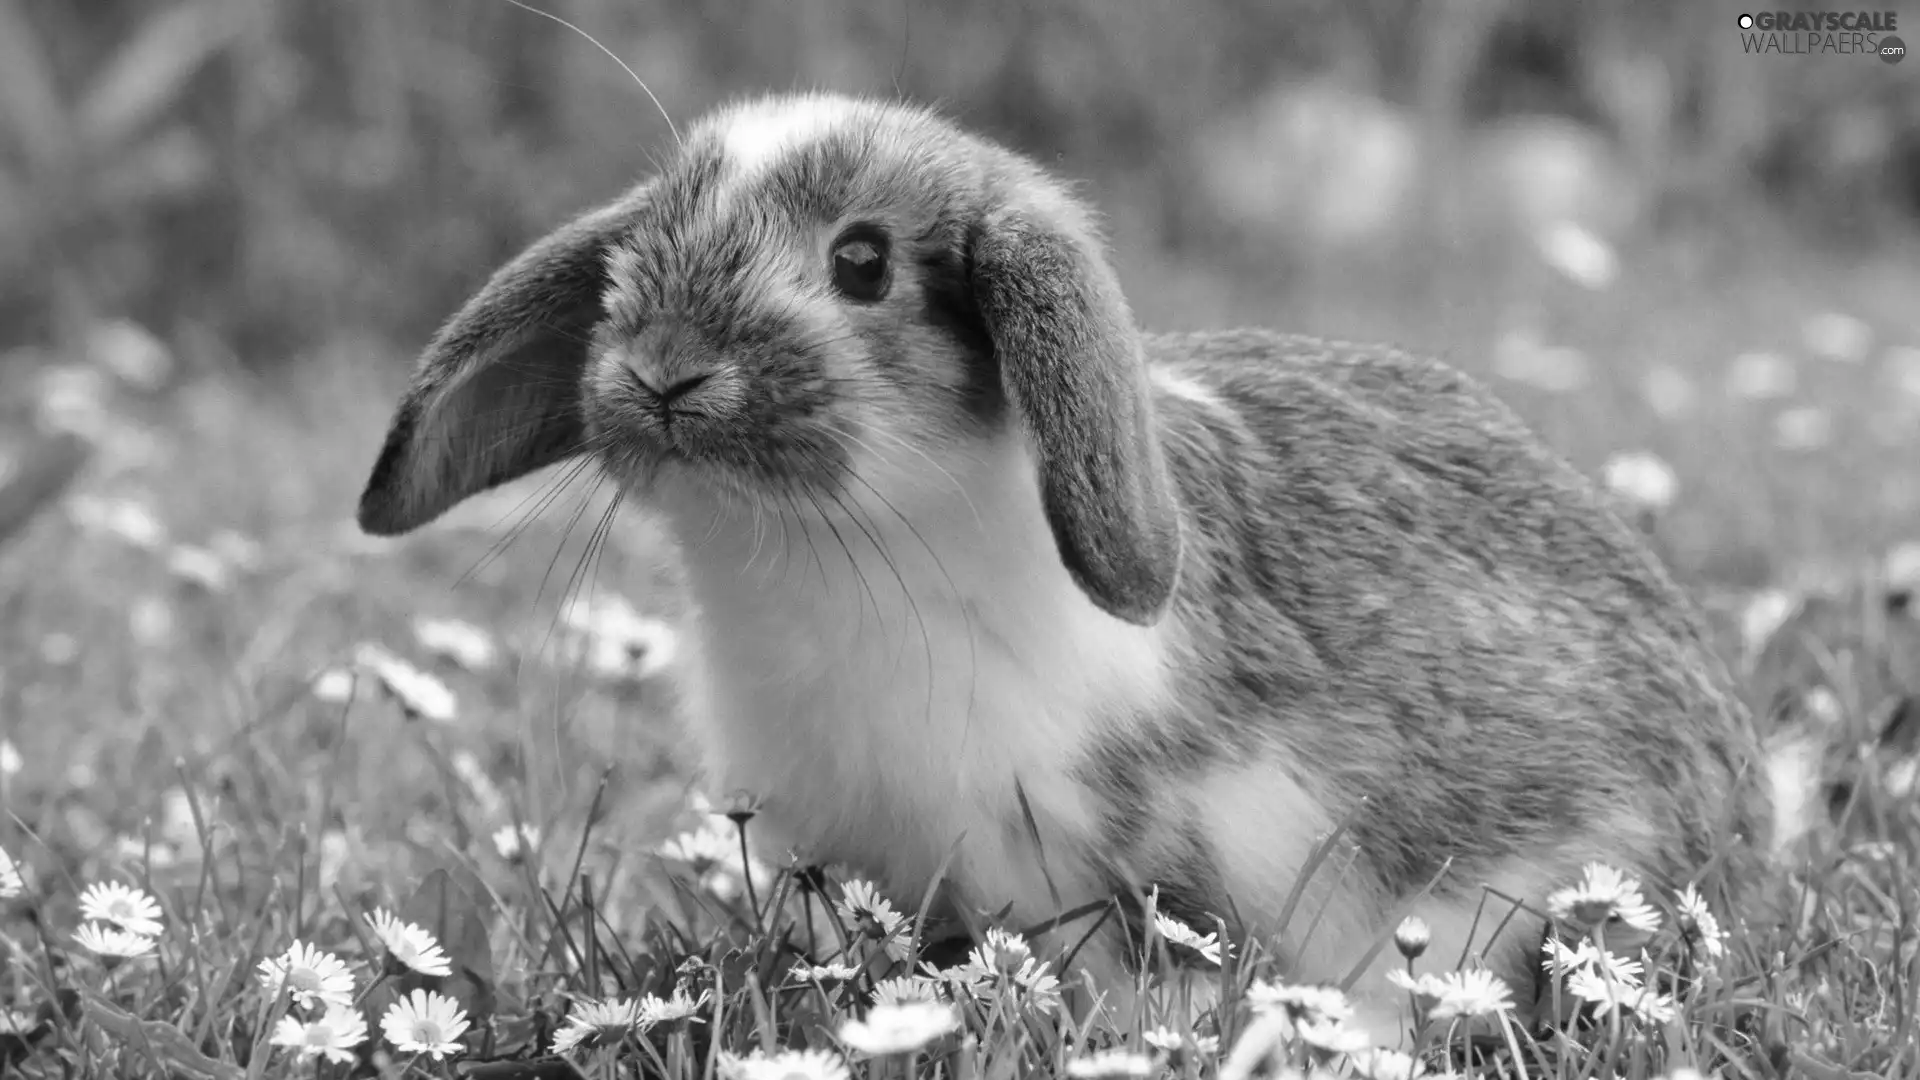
[650,438,1175,921]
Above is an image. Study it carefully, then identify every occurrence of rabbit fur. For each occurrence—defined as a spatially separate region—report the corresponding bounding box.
[357,92,1777,1044]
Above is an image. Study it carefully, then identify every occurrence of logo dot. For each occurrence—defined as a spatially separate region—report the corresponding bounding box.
[1881,34,1906,63]
[1738,13,1754,28]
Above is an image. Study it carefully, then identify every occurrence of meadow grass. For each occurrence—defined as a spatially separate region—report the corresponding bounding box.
[0,221,1917,1079]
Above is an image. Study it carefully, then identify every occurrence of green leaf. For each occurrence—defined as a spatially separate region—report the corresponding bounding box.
[81,991,244,1080]
[402,866,499,1025]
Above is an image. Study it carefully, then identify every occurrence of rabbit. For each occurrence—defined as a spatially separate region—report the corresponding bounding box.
[355,91,1779,1045]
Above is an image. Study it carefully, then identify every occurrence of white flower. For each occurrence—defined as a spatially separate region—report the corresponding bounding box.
[839,1000,960,1055]
[352,643,458,723]
[551,997,646,1054]
[1296,1015,1369,1053]
[640,985,710,1024]
[1425,968,1516,1020]
[553,592,680,682]
[74,922,156,959]
[1886,345,1920,399]
[165,545,232,592]
[67,494,167,549]
[967,926,1033,974]
[1567,966,1676,1024]
[1393,916,1430,959]
[0,739,21,777]
[257,942,355,1011]
[271,1008,368,1065]
[792,961,861,982]
[1152,910,1224,966]
[1141,1027,1219,1056]
[1802,312,1873,363]
[1640,365,1697,420]
[366,909,452,977]
[310,668,358,705]
[1740,588,1800,655]
[1494,330,1591,393]
[720,1048,851,1080]
[1602,451,1678,514]
[412,616,499,672]
[1726,351,1797,400]
[1773,406,1833,451]
[0,1010,37,1036]
[1066,1049,1159,1078]
[491,823,540,862]
[1674,884,1727,961]
[1546,863,1662,934]
[840,879,911,962]
[1534,219,1618,289]
[658,820,737,865]
[1246,981,1353,1026]
[1216,1009,1295,1080]
[78,882,164,937]
[872,976,942,1007]
[1541,938,1643,985]
[380,989,469,1059]
[0,848,22,899]
[1349,1048,1422,1080]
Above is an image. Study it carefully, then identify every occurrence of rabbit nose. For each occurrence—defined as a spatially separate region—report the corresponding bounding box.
[653,372,712,405]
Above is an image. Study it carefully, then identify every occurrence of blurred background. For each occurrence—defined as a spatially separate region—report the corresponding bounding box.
[1,0,1919,850]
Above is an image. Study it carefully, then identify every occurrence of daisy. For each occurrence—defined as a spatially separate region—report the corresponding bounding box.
[657,820,737,866]
[839,1000,960,1055]
[491,823,540,862]
[551,997,646,1054]
[1065,1049,1158,1078]
[410,616,498,672]
[1541,937,1643,985]
[257,941,355,1011]
[720,1048,851,1080]
[872,976,942,1007]
[1674,885,1727,961]
[78,882,164,937]
[1348,1048,1422,1080]
[1393,916,1430,959]
[1216,1009,1294,1080]
[792,961,861,982]
[1426,969,1515,1021]
[0,847,23,899]
[73,921,156,959]
[1246,981,1354,1026]
[839,879,911,962]
[1152,910,1224,966]
[1567,967,1676,1024]
[1141,1027,1220,1056]
[966,926,1033,974]
[640,984,710,1024]
[352,643,458,723]
[366,909,452,977]
[1546,863,1662,935]
[1293,1015,1369,1054]
[271,1008,368,1065]
[380,989,469,1059]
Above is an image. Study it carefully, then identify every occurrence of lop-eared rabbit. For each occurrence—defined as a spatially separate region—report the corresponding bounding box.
[357,93,1774,1043]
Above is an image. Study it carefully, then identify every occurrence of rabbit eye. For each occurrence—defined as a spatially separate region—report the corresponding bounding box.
[830,228,890,302]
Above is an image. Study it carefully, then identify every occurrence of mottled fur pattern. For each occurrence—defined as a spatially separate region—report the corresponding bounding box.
[356,92,1774,1045]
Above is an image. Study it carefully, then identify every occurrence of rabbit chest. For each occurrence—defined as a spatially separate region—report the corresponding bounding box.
[655,446,1174,922]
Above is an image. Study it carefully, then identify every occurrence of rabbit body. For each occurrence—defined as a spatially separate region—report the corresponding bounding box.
[355,93,1772,1043]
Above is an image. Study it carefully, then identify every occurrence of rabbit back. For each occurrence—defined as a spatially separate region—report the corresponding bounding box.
[1077,329,1769,995]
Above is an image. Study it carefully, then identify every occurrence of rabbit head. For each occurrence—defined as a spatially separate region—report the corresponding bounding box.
[357,92,1181,626]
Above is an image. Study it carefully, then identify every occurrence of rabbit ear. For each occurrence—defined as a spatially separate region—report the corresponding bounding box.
[356,187,651,536]
[969,200,1182,625]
